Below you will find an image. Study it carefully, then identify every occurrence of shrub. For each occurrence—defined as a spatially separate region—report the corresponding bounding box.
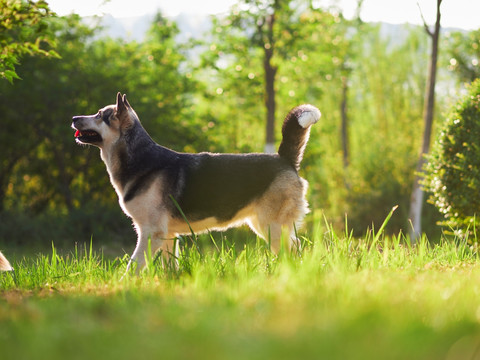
[423,79,480,234]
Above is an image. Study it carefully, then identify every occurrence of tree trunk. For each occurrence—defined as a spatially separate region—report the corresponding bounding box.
[263,13,277,154]
[408,0,442,242]
[340,75,349,169]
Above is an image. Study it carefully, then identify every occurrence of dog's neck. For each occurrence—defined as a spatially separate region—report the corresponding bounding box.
[100,122,157,197]
[100,142,126,198]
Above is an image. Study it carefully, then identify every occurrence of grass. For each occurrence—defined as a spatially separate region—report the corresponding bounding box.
[2,214,480,360]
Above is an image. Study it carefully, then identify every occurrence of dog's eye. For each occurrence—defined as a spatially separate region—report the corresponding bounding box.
[102,109,112,125]
[95,112,101,119]
[103,108,112,118]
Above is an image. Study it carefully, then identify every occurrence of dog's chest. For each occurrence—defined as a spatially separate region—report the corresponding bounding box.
[118,177,165,224]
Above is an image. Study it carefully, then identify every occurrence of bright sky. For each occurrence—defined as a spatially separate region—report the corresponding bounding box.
[47,0,479,30]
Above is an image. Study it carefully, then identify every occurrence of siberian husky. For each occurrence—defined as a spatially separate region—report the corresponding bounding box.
[72,93,320,273]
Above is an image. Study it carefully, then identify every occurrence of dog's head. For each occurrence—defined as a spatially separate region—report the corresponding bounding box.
[72,93,136,148]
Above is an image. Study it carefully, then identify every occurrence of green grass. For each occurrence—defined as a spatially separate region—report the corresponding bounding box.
[2,216,480,360]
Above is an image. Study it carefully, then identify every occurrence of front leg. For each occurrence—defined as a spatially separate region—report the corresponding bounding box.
[125,225,165,274]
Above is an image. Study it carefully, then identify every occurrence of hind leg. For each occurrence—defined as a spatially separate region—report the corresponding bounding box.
[249,175,309,253]
[248,217,303,253]
[247,217,283,251]
[287,221,304,253]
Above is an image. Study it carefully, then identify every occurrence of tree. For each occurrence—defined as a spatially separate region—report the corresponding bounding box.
[0,13,198,213]
[198,0,351,154]
[0,0,58,82]
[423,79,480,236]
[408,0,443,241]
[199,0,303,153]
[342,26,428,235]
[0,15,109,213]
[229,0,295,153]
[339,0,365,171]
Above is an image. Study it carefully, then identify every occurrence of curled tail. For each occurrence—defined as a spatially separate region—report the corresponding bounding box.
[278,104,321,171]
[0,251,13,271]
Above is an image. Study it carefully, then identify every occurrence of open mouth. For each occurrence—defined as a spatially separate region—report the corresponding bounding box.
[74,129,102,143]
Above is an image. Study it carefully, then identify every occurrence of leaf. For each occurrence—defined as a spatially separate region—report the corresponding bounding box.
[3,69,21,83]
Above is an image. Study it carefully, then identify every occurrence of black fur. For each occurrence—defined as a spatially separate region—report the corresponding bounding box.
[117,107,314,223]
[118,121,292,222]
[102,108,113,125]
[175,153,291,222]
[278,105,312,171]
[118,121,179,201]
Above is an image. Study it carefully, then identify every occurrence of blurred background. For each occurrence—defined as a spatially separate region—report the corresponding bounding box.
[1,0,478,252]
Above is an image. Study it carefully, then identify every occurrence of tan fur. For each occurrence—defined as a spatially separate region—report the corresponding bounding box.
[0,251,13,271]
[247,171,308,251]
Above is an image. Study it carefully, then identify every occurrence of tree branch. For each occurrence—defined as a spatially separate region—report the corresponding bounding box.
[416,1,433,37]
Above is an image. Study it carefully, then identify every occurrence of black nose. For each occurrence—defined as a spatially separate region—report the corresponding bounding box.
[72,116,81,123]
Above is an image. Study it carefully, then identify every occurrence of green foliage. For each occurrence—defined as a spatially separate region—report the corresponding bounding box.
[0,13,200,215]
[314,25,433,234]
[0,1,467,244]
[194,1,348,152]
[0,0,58,82]
[196,3,441,235]
[423,79,480,234]
[446,28,480,83]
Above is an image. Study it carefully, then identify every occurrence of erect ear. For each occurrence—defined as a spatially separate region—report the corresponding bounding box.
[122,94,131,109]
[116,92,127,115]
[115,92,134,129]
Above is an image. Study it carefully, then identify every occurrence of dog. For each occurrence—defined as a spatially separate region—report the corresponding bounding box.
[0,250,13,271]
[72,93,320,272]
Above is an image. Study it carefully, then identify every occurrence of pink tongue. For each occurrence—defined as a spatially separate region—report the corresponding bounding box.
[74,130,81,137]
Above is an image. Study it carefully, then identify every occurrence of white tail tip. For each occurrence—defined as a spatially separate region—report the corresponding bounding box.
[298,105,321,128]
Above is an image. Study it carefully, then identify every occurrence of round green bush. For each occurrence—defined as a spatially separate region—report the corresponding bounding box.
[423,79,480,235]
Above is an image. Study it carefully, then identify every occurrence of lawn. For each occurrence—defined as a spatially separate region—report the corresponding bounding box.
[2,217,480,360]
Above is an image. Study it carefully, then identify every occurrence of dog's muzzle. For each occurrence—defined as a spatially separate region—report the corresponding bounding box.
[72,116,102,144]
